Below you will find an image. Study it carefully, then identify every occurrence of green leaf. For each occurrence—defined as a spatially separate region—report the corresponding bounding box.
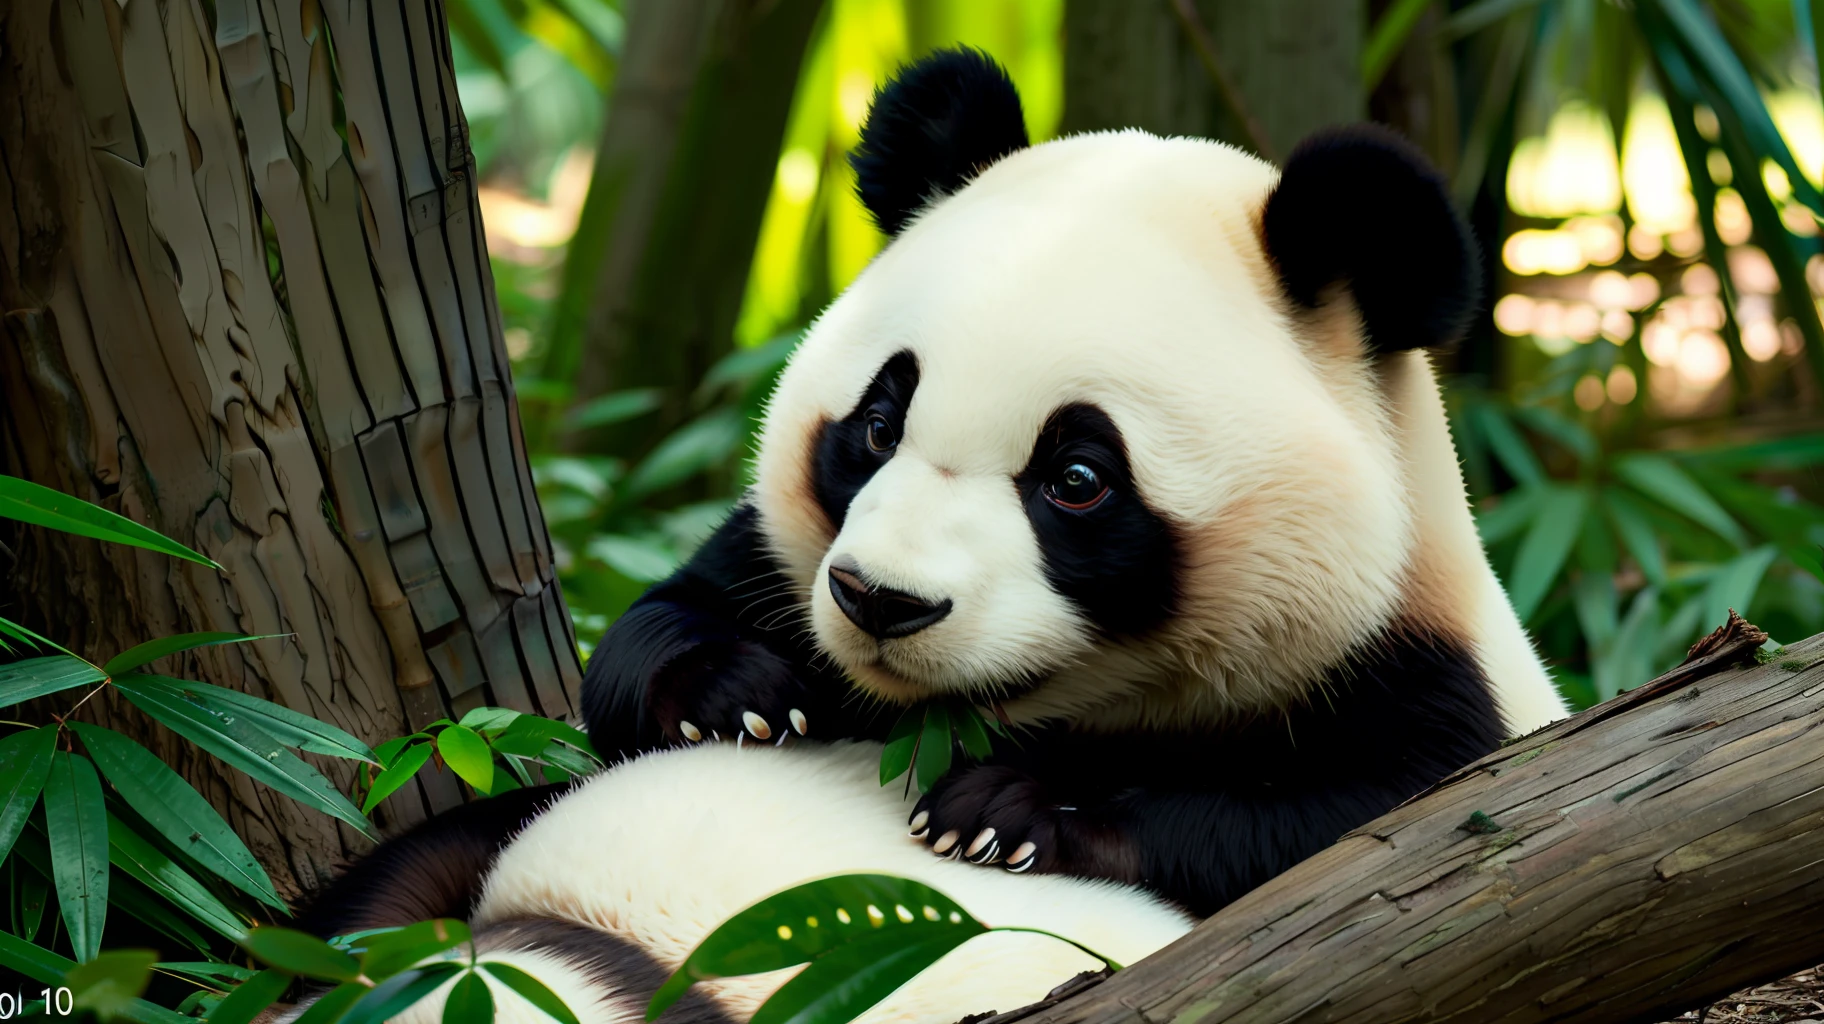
[0,725,56,862]
[112,673,374,838]
[339,963,466,1024]
[479,961,582,1024]
[751,928,978,1024]
[154,961,259,985]
[1470,404,1544,487]
[1474,486,1546,546]
[1506,487,1589,622]
[0,921,72,982]
[1362,0,1433,90]
[700,332,802,395]
[374,735,421,766]
[879,708,922,787]
[244,926,362,981]
[0,475,223,569]
[1603,488,1669,588]
[623,408,747,499]
[364,740,435,813]
[68,948,157,1019]
[443,970,494,1024]
[106,812,248,941]
[70,723,284,910]
[492,715,599,761]
[563,388,665,431]
[122,675,375,764]
[1439,0,1546,40]
[108,873,215,953]
[1510,406,1599,466]
[103,633,285,677]
[648,873,985,1021]
[290,982,367,1024]
[0,615,71,656]
[1702,546,1780,634]
[1571,571,1619,651]
[437,725,496,795]
[45,751,109,961]
[459,706,521,736]
[358,918,473,980]
[0,655,107,708]
[587,534,680,583]
[203,968,293,1024]
[1615,454,1748,548]
[13,865,49,941]
[953,706,993,761]
[913,704,953,794]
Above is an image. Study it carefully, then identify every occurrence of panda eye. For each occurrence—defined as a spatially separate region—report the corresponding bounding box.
[1045,463,1109,511]
[866,413,898,453]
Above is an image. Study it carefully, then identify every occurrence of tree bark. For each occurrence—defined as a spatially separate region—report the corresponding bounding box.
[1061,0,1365,160]
[984,615,1824,1024]
[549,0,825,463]
[0,0,579,898]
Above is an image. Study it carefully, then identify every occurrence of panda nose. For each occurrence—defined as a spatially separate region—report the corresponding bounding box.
[827,555,952,639]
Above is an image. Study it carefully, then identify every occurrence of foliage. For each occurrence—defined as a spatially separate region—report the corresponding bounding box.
[648,874,1117,1024]
[0,477,581,1023]
[878,702,1008,794]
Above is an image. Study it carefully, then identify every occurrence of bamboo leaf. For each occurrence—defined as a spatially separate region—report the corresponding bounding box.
[1702,545,1779,633]
[493,715,599,760]
[0,475,222,569]
[0,921,72,983]
[623,409,747,499]
[67,948,156,1018]
[112,674,373,838]
[203,968,293,1024]
[1470,404,1545,487]
[879,706,922,787]
[45,751,109,961]
[0,655,107,708]
[153,961,258,985]
[338,963,466,1024]
[914,704,953,794]
[1363,0,1434,90]
[437,725,496,795]
[290,983,366,1024]
[1507,487,1589,621]
[0,726,56,863]
[1614,454,1748,548]
[363,741,435,813]
[648,874,985,1021]
[243,926,362,981]
[1603,488,1669,588]
[70,723,284,910]
[563,388,665,431]
[357,918,473,979]
[443,970,494,1024]
[146,677,377,764]
[750,928,978,1024]
[479,961,582,1024]
[0,615,71,656]
[103,633,287,678]
[106,812,248,942]
[1439,0,1545,40]
[953,706,994,761]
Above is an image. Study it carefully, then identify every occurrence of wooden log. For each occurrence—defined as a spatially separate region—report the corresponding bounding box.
[1003,614,1824,1024]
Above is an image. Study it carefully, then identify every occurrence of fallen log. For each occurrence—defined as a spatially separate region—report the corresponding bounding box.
[1003,614,1824,1024]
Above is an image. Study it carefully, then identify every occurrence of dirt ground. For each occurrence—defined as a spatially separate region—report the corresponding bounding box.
[1659,965,1824,1023]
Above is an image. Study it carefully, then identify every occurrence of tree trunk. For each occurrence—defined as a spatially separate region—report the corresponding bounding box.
[0,0,579,899]
[985,615,1824,1024]
[1060,0,1365,160]
[549,0,825,463]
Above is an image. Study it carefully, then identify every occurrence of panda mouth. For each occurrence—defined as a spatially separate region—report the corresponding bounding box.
[847,659,1051,707]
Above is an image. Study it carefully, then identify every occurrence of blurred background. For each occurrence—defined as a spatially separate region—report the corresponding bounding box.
[465,0,1824,712]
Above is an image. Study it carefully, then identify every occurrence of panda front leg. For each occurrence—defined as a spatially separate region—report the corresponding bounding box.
[581,501,884,761]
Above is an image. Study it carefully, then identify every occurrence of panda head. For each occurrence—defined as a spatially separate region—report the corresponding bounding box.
[752,49,1482,723]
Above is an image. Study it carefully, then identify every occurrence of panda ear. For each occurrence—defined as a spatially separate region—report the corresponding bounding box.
[851,48,1029,236]
[1261,125,1481,355]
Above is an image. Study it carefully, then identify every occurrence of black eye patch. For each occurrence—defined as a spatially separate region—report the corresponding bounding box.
[1015,404,1179,637]
[811,350,920,530]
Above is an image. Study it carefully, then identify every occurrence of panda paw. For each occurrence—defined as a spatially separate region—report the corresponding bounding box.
[648,638,813,746]
[907,765,1077,875]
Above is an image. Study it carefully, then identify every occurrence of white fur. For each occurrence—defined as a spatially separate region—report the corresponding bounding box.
[450,742,1192,1024]
[750,129,1565,733]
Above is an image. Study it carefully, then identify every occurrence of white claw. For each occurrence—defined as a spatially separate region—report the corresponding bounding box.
[932,830,960,854]
[1007,842,1037,872]
[679,721,702,743]
[742,711,772,740]
[908,810,929,834]
[964,828,996,858]
[789,708,808,735]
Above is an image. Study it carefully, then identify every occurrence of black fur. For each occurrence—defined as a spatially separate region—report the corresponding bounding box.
[296,782,574,939]
[1015,404,1179,637]
[1261,125,1481,354]
[812,350,920,531]
[910,625,1504,916]
[851,48,1029,236]
[476,918,736,1024]
[580,504,892,758]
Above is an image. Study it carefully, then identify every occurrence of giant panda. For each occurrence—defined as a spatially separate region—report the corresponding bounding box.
[578,46,1568,917]
[299,43,1569,1018]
